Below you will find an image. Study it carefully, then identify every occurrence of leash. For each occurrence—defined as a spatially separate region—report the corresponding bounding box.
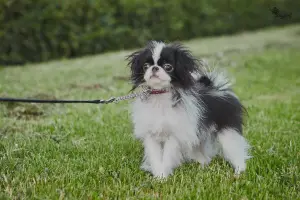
[0,87,169,104]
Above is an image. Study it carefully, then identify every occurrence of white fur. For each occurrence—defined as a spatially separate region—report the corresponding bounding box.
[192,68,232,90]
[144,66,171,89]
[192,69,239,99]
[191,71,201,80]
[143,42,170,90]
[151,42,165,64]
[132,91,201,178]
[217,128,251,174]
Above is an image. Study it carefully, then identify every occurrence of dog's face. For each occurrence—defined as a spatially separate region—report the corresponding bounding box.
[127,41,200,90]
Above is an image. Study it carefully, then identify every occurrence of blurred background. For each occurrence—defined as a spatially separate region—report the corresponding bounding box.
[0,1,300,199]
[0,0,299,66]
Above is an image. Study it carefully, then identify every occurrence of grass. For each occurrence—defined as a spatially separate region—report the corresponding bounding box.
[1,24,300,199]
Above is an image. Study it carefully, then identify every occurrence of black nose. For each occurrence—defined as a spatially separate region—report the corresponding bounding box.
[152,66,159,72]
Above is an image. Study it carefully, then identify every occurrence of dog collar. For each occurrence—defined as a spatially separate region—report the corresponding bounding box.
[150,89,169,94]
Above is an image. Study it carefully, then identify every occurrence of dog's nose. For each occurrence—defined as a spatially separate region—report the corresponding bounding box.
[152,66,159,72]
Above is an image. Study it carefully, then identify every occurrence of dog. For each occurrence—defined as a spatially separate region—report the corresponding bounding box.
[126,41,251,178]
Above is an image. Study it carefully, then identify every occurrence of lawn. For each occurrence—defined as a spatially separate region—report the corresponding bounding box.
[1,24,300,199]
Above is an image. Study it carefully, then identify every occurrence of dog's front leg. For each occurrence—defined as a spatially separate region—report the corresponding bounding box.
[161,136,183,178]
[143,135,163,177]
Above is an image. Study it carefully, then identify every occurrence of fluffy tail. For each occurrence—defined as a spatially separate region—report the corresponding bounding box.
[191,61,233,91]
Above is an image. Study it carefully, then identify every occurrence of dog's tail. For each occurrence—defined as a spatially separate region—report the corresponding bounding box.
[192,61,233,91]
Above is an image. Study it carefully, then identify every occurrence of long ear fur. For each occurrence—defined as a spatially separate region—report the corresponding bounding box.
[170,43,202,88]
[126,48,151,91]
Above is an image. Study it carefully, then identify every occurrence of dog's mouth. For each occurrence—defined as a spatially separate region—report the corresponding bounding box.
[150,74,159,79]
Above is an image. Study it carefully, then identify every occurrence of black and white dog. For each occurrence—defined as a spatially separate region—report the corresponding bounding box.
[126,41,251,178]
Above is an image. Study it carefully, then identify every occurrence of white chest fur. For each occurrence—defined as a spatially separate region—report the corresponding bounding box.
[131,92,200,146]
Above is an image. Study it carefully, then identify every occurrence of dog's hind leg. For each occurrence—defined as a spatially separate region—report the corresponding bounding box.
[217,128,251,174]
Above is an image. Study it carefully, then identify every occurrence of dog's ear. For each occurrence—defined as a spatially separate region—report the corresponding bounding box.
[126,50,143,73]
[172,43,200,88]
[126,48,150,91]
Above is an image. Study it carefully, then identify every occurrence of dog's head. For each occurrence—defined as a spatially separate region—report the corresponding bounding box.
[127,41,201,90]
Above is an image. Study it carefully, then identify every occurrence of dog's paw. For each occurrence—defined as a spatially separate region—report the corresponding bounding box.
[152,172,169,180]
[152,168,173,180]
[234,165,246,177]
[194,154,211,167]
[199,159,211,168]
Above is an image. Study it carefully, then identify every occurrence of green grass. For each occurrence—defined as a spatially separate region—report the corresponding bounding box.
[1,24,300,199]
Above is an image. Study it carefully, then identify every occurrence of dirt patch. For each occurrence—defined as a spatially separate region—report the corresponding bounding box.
[69,83,107,90]
[293,28,300,36]
[2,93,56,120]
[31,93,57,100]
[0,124,24,137]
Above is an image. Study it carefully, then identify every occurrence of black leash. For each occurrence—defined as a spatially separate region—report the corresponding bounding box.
[0,87,151,104]
[0,97,115,104]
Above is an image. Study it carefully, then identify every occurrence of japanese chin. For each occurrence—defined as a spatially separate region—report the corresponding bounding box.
[126,41,251,178]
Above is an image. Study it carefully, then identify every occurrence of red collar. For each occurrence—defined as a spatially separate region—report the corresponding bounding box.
[150,89,169,94]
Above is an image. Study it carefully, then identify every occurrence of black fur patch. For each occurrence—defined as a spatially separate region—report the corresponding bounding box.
[126,48,152,90]
[199,92,245,134]
[198,75,212,87]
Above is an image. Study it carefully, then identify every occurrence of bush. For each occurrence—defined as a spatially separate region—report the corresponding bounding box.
[0,0,299,66]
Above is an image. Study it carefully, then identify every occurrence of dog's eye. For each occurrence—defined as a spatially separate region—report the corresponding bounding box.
[163,64,173,72]
[143,63,151,71]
